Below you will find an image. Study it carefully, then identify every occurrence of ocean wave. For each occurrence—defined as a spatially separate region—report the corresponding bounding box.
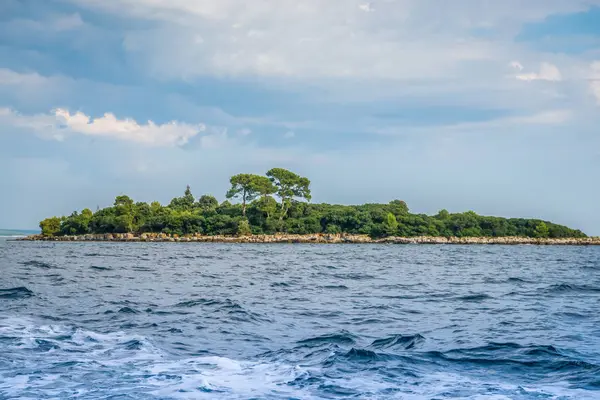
[425,342,600,379]
[370,334,425,350]
[1,316,599,399]
[90,265,112,271]
[342,348,393,362]
[173,298,271,323]
[0,316,311,399]
[0,286,34,299]
[20,260,55,269]
[456,293,493,302]
[297,331,358,347]
[2,243,600,400]
[118,306,141,314]
[543,284,600,294]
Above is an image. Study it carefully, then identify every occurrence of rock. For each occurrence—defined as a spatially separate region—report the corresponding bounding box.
[13,233,600,245]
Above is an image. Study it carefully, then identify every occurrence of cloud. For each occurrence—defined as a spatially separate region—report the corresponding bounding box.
[74,0,532,81]
[0,69,49,86]
[591,61,600,105]
[514,62,562,82]
[0,108,205,146]
[64,0,599,83]
[283,131,295,139]
[508,110,572,125]
[50,13,84,31]
[359,3,374,12]
[0,68,82,107]
[510,61,524,71]
[6,12,84,33]
[197,127,230,149]
[373,109,573,136]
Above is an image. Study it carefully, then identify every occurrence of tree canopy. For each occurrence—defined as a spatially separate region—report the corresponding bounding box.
[39,168,587,239]
[226,174,274,216]
[266,168,311,220]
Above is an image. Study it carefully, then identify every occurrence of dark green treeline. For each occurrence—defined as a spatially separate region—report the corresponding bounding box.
[39,168,586,239]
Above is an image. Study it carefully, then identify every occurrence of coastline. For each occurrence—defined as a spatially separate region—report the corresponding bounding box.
[15,233,600,245]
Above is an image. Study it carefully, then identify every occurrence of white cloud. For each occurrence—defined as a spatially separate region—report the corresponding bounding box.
[515,62,562,82]
[507,109,572,125]
[283,131,295,139]
[0,108,205,146]
[0,69,50,86]
[73,0,538,81]
[359,3,374,12]
[66,0,599,82]
[373,109,573,136]
[0,69,77,106]
[237,128,252,136]
[6,13,84,33]
[51,13,84,31]
[510,61,524,71]
[591,61,600,105]
[198,127,230,149]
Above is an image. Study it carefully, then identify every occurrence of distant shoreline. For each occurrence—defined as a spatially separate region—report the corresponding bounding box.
[15,233,600,245]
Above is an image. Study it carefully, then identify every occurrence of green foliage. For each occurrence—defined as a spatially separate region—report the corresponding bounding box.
[325,224,342,234]
[114,195,133,208]
[226,174,272,216]
[40,217,62,236]
[266,168,311,220]
[383,212,399,236]
[39,168,588,239]
[60,209,94,235]
[534,222,550,238]
[253,196,278,219]
[436,209,450,220]
[197,195,218,211]
[237,218,252,236]
[169,185,195,211]
[388,200,409,215]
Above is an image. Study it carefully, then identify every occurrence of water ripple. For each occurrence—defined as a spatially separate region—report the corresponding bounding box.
[0,241,599,399]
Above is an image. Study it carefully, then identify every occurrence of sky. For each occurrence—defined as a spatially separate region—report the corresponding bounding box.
[0,0,599,234]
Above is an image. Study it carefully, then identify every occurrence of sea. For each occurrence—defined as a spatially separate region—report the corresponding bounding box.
[1,240,599,399]
[0,229,38,239]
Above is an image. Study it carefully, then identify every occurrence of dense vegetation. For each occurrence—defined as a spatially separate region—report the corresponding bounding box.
[39,168,586,239]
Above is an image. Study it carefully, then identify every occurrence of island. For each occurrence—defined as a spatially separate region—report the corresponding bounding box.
[22,168,599,245]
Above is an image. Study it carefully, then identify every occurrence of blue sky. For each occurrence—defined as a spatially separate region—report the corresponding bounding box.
[1,0,600,234]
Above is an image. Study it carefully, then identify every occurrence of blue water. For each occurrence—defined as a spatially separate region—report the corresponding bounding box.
[1,241,599,399]
[0,229,38,238]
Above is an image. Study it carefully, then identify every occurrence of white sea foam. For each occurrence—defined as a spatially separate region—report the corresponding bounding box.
[0,316,597,399]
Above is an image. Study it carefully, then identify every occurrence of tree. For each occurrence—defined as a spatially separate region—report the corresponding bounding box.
[266,168,311,221]
[197,195,219,211]
[253,176,277,198]
[382,212,399,236]
[183,185,195,207]
[534,222,550,238]
[254,195,278,219]
[435,209,450,220]
[34,168,590,239]
[250,176,277,218]
[113,195,135,232]
[114,195,134,208]
[389,200,409,215]
[40,217,61,236]
[169,186,195,211]
[226,174,266,216]
[237,218,252,236]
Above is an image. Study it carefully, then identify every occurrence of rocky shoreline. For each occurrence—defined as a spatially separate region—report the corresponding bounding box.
[15,233,600,245]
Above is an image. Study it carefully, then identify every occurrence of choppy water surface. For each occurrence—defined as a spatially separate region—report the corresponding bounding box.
[1,241,599,399]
